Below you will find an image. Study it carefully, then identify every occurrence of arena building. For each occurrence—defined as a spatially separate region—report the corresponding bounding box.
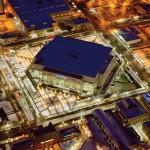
[28,36,116,97]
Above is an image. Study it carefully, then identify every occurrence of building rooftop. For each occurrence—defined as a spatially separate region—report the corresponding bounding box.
[104,109,140,145]
[32,123,56,136]
[74,18,89,24]
[99,55,113,74]
[0,32,18,39]
[128,26,140,34]
[7,0,70,30]
[116,98,148,119]
[11,139,33,150]
[143,92,150,104]
[86,114,110,146]
[34,36,112,78]
[118,27,140,42]
[86,109,141,150]
[141,4,150,12]
[80,138,96,150]
[32,123,58,143]
[143,120,150,132]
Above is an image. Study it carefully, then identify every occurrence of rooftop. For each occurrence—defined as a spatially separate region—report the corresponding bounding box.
[86,109,141,150]
[116,98,148,119]
[11,139,33,150]
[32,123,58,143]
[7,0,70,30]
[86,114,110,146]
[0,32,19,39]
[141,4,150,12]
[118,27,140,42]
[74,18,89,24]
[32,123,56,136]
[143,92,150,104]
[143,120,150,132]
[34,36,111,78]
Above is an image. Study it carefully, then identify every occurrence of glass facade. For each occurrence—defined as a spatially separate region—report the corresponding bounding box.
[29,69,96,95]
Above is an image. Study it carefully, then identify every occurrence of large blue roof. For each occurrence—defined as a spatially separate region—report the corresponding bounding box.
[89,109,140,149]
[116,98,148,119]
[86,114,110,146]
[8,0,70,30]
[34,36,111,78]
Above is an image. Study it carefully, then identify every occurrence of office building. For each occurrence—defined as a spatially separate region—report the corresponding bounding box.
[28,36,116,97]
[115,97,149,126]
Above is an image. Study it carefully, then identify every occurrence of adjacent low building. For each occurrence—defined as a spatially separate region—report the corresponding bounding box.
[10,123,80,149]
[115,97,149,126]
[141,4,150,14]
[86,109,142,150]
[31,123,58,144]
[143,92,150,112]
[31,123,80,149]
[143,120,150,140]
[28,36,116,97]
[11,138,33,150]
[115,26,141,45]
[0,32,22,44]
[135,4,150,16]
[4,0,71,34]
